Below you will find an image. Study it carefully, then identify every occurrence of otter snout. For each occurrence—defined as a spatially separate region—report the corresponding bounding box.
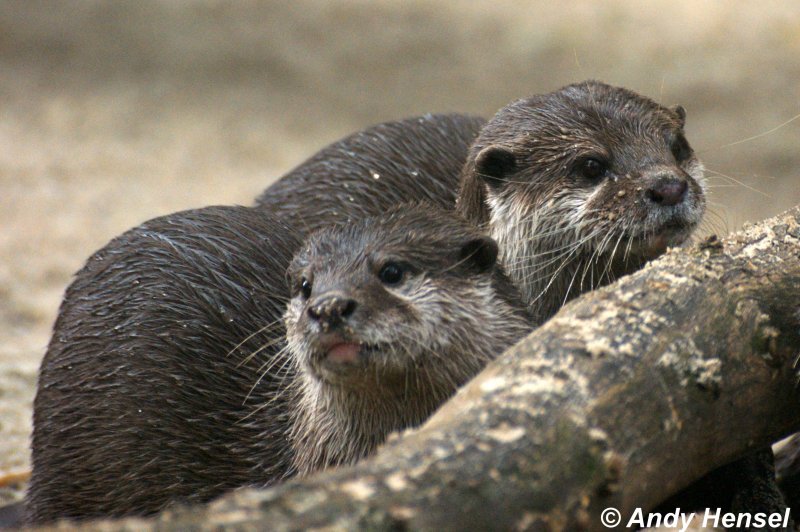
[307,293,357,330]
[645,173,688,207]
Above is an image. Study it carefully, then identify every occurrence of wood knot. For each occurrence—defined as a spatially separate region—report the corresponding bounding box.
[699,234,724,252]
[597,451,625,497]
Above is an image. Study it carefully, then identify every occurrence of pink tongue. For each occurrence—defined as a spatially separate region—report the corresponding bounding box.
[327,343,361,363]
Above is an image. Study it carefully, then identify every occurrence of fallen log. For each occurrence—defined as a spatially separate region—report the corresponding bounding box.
[50,207,800,531]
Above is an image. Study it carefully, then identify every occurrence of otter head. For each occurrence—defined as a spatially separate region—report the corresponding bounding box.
[284,205,526,401]
[457,80,706,321]
[284,205,530,474]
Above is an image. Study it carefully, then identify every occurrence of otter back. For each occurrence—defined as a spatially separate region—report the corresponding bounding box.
[27,206,301,523]
[256,114,485,235]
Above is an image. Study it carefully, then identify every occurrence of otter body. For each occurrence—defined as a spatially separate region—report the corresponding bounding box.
[283,205,531,474]
[27,206,302,523]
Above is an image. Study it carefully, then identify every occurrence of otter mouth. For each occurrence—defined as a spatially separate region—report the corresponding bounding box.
[626,217,696,260]
[313,335,363,364]
[308,334,391,381]
[325,342,362,364]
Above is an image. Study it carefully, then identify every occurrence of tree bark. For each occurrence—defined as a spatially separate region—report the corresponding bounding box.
[51,207,800,532]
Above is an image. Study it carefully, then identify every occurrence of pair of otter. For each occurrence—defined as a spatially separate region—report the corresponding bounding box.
[26,81,708,523]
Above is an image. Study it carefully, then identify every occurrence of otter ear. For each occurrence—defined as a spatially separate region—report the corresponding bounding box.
[459,236,499,274]
[475,146,516,189]
[285,256,306,295]
[285,265,298,295]
[670,105,686,128]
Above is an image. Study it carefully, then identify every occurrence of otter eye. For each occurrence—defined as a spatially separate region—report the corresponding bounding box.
[580,158,608,181]
[300,277,312,299]
[378,262,404,285]
[671,134,692,164]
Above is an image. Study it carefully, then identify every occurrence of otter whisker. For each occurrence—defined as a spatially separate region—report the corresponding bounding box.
[237,332,288,369]
[537,227,605,290]
[513,225,601,272]
[562,257,585,308]
[225,316,286,359]
[708,111,800,151]
[242,342,293,406]
[704,168,770,198]
[598,221,628,285]
[506,232,595,266]
[698,208,729,237]
[578,230,611,292]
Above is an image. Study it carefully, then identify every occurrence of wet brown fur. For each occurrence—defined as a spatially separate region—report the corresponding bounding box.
[256,113,485,237]
[27,207,302,523]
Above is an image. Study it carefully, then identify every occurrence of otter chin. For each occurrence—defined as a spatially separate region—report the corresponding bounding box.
[615,216,699,263]
[639,225,694,259]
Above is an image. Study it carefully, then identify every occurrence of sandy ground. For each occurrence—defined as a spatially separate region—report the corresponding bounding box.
[1,0,799,507]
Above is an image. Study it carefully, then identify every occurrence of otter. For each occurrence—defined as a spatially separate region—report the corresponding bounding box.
[26,206,303,523]
[258,81,706,323]
[282,205,532,475]
[26,203,529,524]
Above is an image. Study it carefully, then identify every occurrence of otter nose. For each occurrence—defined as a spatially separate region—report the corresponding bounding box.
[307,294,357,329]
[646,177,688,207]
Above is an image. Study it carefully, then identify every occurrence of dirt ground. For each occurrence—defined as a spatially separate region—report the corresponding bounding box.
[1,0,799,508]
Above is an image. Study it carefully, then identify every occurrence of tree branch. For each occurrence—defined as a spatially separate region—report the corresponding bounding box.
[66,207,800,532]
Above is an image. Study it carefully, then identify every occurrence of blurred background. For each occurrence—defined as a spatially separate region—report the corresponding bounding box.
[1,0,798,505]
